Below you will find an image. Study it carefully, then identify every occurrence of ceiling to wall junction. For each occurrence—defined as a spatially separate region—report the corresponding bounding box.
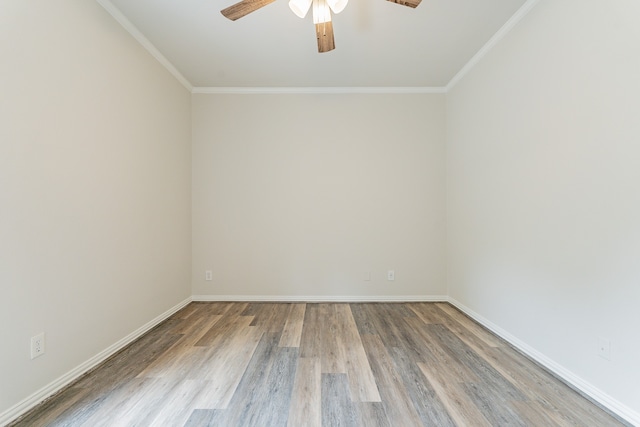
[100,0,529,88]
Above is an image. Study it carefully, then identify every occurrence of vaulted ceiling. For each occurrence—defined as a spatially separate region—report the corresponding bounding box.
[98,0,530,88]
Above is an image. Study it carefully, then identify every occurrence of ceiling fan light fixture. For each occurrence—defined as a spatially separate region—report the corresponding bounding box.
[221,0,418,53]
[326,0,348,14]
[312,0,335,52]
[289,0,312,18]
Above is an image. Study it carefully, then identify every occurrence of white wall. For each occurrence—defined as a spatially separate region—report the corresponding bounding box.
[447,0,640,419]
[192,93,446,299]
[0,0,191,419]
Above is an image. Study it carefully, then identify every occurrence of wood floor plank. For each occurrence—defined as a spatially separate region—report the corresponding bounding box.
[361,334,424,427]
[183,409,215,427]
[9,386,89,427]
[429,306,504,362]
[488,345,627,426]
[427,323,527,402]
[72,330,182,392]
[146,380,207,427]
[239,345,298,426]
[418,362,493,427]
[213,332,282,424]
[446,328,587,426]
[191,325,264,408]
[355,304,412,348]
[137,313,222,379]
[403,316,481,382]
[193,304,251,347]
[412,322,562,426]
[35,379,160,427]
[336,304,381,402]
[288,357,321,427]
[11,302,629,427]
[386,346,456,427]
[321,374,361,427]
[408,302,447,324]
[78,378,162,426]
[244,302,291,333]
[279,303,307,348]
[168,309,222,337]
[357,402,391,427]
[435,302,503,348]
[320,304,347,374]
[350,303,378,336]
[299,303,322,358]
[204,301,242,315]
[167,302,200,322]
[316,302,381,405]
[93,378,179,426]
[204,332,298,426]
[463,381,528,426]
[510,399,564,427]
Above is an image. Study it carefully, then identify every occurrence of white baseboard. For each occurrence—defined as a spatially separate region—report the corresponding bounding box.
[447,297,640,427]
[192,295,449,303]
[0,297,192,427]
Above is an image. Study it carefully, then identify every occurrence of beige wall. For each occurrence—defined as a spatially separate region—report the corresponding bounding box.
[0,0,191,418]
[4,0,639,423]
[192,93,446,299]
[447,0,640,418]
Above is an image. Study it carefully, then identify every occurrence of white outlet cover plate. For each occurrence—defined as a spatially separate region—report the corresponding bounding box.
[30,332,45,359]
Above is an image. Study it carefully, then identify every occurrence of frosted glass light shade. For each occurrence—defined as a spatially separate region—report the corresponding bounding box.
[312,0,331,24]
[327,0,348,14]
[289,0,312,18]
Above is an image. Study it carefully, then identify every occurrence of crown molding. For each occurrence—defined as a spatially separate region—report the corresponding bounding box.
[192,87,447,95]
[95,0,193,92]
[445,0,541,91]
[96,0,539,95]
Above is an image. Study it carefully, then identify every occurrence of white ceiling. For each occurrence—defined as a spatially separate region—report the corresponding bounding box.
[100,0,529,88]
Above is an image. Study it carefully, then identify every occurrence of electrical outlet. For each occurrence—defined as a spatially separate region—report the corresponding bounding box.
[387,270,395,281]
[597,337,611,360]
[205,270,213,281]
[31,333,45,359]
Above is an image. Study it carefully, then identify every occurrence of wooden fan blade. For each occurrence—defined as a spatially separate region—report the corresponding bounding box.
[221,0,276,20]
[315,21,335,53]
[387,0,421,8]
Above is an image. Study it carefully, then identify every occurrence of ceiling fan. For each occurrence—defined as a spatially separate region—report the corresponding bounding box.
[220,0,421,53]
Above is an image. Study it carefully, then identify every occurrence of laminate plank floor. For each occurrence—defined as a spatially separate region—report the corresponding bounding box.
[10,302,629,427]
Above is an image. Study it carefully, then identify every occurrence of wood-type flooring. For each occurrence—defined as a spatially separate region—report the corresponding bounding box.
[11,302,628,426]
